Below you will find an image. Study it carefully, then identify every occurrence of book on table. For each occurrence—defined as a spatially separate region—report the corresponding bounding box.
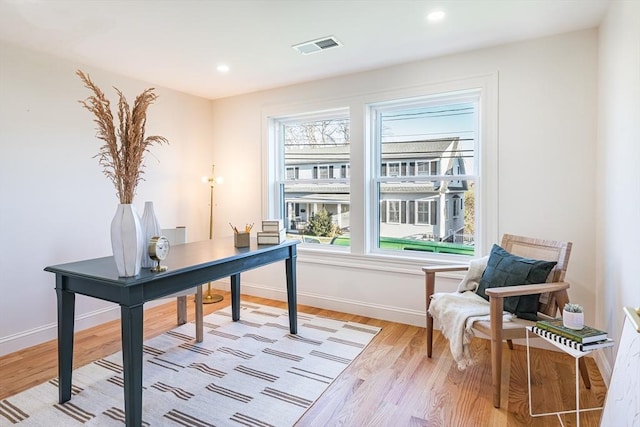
[531,326,614,352]
[257,229,286,245]
[535,318,607,344]
[261,219,284,232]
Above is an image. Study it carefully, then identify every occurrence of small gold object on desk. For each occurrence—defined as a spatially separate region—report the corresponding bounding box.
[148,236,169,272]
[230,223,252,248]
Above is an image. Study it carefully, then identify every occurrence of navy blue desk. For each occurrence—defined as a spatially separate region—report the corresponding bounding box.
[45,238,298,427]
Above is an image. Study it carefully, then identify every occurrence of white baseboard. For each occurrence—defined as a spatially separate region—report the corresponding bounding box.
[0,305,120,357]
[207,280,427,327]
[0,299,172,357]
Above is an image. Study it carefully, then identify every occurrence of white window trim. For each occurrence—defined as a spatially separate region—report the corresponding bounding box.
[261,73,498,272]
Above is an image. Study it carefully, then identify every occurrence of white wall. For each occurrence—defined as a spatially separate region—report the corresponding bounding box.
[208,30,599,331]
[597,1,640,372]
[0,41,214,356]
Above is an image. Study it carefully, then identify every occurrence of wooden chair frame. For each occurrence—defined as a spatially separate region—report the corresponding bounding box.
[423,234,591,408]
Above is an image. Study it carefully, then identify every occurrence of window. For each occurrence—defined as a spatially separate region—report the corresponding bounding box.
[272,110,350,245]
[386,200,401,223]
[371,92,478,255]
[286,167,299,180]
[417,199,437,225]
[387,162,401,177]
[416,160,438,176]
[452,195,461,218]
[314,165,331,179]
[266,77,494,261]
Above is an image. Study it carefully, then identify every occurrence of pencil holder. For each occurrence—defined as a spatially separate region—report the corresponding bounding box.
[234,232,250,248]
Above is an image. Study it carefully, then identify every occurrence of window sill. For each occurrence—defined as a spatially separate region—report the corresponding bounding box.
[296,244,470,277]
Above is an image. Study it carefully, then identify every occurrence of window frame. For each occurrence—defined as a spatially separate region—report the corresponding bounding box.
[266,108,351,246]
[368,90,481,257]
[262,74,498,269]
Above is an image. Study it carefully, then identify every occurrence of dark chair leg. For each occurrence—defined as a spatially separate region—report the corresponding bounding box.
[578,358,591,389]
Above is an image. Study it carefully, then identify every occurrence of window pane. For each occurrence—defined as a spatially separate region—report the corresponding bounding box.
[281,117,350,245]
[377,180,475,255]
[374,99,477,256]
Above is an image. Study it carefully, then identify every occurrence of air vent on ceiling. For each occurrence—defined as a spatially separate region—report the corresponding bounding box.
[292,36,343,55]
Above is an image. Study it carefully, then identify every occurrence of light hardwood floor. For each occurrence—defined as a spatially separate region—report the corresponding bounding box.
[0,291,607,426]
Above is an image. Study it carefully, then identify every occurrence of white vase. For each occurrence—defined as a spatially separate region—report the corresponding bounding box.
[110,204,144,277]
[140,201,161,268]
[563,310,585,330]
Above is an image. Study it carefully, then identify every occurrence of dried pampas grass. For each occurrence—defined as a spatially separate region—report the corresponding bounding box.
[77,70,168,204]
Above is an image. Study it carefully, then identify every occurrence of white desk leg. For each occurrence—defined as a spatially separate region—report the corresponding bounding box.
[575,356,580,427]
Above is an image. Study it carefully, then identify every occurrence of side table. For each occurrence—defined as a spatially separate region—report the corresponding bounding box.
[525,326,613,427]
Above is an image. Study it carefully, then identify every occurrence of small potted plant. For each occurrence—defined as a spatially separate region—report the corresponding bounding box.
[563,303,584,330]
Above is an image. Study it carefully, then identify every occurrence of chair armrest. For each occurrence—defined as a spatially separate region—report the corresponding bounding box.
[423,264,470,302]
[484,281,570,298]
[422,264,469,274]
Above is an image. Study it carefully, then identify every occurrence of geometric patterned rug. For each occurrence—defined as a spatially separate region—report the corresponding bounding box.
[0,303,380,426]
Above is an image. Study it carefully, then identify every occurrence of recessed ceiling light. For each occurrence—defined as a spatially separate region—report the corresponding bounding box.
[427,10,445,22]
[216,64,230,73]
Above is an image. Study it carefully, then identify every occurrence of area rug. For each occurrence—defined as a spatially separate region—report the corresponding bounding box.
[0,303,380,426]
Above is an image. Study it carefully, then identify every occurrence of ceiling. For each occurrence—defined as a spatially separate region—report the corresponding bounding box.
[0,0,611,100]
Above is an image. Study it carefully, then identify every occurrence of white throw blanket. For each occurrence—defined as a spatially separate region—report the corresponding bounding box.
[428,256,512,369]
[455,256,490,293]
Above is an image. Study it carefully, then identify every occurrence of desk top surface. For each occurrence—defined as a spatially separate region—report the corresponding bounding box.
[44,237,299,286]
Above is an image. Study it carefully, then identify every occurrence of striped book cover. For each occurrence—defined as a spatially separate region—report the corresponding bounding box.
[531,326,615,352]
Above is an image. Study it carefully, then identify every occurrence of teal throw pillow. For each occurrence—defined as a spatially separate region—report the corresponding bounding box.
[476,244,557,321]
